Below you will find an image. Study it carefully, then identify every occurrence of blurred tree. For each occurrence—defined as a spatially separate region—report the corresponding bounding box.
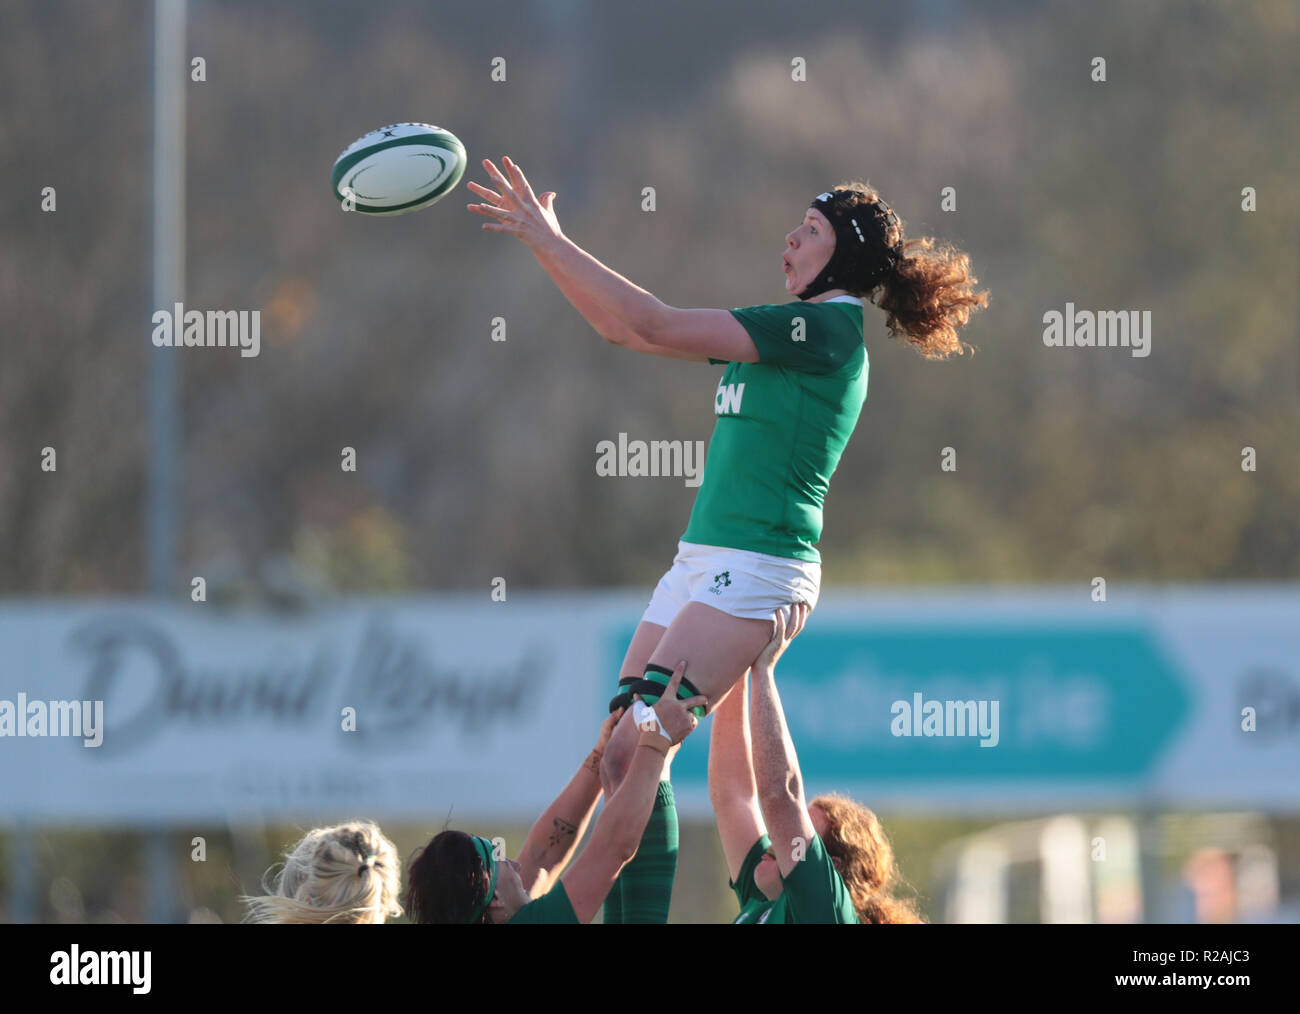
[1,0,1296,595]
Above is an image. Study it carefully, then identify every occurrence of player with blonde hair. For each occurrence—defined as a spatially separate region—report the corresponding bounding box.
[241,820,402,924]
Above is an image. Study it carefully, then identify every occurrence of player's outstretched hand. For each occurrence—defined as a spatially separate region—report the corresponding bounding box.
[755,602,809,672]
[636,660,707,745]
[466,156,564,252]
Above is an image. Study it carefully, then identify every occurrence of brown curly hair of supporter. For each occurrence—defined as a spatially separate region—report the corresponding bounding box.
[828,180,988,361]
[811,793,925,924]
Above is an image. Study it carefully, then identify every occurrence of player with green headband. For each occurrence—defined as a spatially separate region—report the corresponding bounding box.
[466,155,986,922]
[405,662,703,924]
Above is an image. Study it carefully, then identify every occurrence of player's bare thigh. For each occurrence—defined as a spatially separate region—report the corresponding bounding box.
[645,602,772,706]
[619,620,666,683]
[600,603,771,793]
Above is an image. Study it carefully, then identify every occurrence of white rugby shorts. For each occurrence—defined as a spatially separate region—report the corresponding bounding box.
[640,540,820,628]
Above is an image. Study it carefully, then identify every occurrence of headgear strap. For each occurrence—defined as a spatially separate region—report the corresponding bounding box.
[465,835,499,924]
[796,190,905,301]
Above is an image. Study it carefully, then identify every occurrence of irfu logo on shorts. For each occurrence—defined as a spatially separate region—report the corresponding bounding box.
[708,571,732,595]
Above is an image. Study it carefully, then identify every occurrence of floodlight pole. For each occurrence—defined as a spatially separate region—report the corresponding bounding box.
[145,0,186,925]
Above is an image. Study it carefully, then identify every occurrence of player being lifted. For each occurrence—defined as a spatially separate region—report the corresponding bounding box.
[467,156,986,920]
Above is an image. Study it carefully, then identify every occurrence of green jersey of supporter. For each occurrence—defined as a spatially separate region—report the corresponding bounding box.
[730,833,859,924]
[507,882,580,924]
[682,298,868,563]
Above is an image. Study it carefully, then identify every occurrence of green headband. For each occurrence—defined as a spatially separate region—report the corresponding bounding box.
[466,836,499,924]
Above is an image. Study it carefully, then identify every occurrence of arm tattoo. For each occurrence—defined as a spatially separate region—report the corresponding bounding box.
[548,817,578,848]
[584,749,602,775]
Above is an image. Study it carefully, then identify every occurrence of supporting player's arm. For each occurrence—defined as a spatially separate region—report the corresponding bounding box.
[708,673,767,882]
[750,604,815,878]
[561,663,705,923]
[516,708,623,897]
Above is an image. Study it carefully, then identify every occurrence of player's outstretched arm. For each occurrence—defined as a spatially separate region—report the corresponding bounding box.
[708,672,767,882]
[530,241,709,362]
[466,156,757,363]
[516,707,623,897]
[561,662,705,923]
[750,604,815,878]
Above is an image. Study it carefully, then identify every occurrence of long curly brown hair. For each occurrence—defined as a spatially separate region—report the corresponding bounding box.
[811,793,925,924]
[827,180,988,360]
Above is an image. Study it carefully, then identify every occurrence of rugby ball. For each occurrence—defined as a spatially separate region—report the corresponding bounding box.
[330,123,467,216]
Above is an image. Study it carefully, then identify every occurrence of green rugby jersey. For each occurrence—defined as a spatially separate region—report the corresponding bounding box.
[730,833,859,924]
[682,298,868,562]
[507,881,579,924]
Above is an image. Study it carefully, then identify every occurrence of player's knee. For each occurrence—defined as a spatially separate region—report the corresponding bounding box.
[600,730,633,793]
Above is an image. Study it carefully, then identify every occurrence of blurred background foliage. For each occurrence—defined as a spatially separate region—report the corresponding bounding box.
[2,0,1296,599]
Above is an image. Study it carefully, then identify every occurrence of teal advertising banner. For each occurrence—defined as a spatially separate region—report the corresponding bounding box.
[612,624,1192,787]
[603,586,1299,813]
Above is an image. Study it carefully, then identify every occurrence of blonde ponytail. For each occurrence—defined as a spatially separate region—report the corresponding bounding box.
[241,821,402,924]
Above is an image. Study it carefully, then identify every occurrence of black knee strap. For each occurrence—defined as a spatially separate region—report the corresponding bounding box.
[608,666,705,714]
[631,664,706,718]
[627,675,705,701]
[608,675,640,714]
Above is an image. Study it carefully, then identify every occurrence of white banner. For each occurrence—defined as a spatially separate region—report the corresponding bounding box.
[1,596,619,824]
[1,586,1298,824]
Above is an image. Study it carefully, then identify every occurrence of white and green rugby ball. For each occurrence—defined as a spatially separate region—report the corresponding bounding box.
[330,123,467,216]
